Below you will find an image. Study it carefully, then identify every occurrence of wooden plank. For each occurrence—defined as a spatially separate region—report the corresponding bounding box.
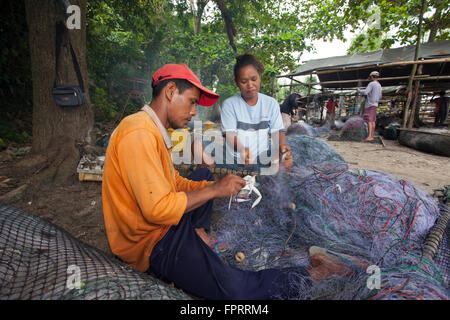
[78,173,103,182]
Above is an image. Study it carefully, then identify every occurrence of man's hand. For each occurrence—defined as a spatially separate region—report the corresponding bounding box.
[210,174,246,198]
[185,174,245,212]
[280,144,293,170]
[240,147,253,166]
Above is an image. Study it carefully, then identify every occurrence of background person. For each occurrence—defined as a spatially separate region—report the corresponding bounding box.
[358,71,382,141]
[325,96,339,129]
[280,91,302,129]
[431,91,448,127]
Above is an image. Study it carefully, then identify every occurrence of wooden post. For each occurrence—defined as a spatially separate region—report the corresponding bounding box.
[306,73,312,122]
[408,64,423,128]
[320,99,324,123]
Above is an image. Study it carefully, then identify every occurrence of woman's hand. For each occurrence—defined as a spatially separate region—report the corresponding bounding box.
[240,147,253,166]
[280,144,293,170]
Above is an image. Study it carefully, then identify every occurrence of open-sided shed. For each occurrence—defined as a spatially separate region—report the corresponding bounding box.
[279,40,450,93]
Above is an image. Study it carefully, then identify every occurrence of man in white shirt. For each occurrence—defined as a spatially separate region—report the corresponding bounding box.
[358,71,382,142]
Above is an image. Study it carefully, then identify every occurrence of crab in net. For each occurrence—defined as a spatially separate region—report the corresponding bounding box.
[228,175,262,210]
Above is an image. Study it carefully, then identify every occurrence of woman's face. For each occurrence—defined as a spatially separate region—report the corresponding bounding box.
[235,64,261,103]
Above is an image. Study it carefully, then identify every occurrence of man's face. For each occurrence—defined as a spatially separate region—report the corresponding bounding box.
[168,85,200,129]
[235,65,261,102]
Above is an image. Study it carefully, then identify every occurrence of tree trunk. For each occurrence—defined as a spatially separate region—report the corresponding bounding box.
[427,7,442,43]
[25,0,93,185]
[215,0,237,53]
[189,0,209,77]
[402,0,426,128]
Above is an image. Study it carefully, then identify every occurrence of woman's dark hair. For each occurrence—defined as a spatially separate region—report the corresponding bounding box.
[233,53,264,81]
[152,78,195,98]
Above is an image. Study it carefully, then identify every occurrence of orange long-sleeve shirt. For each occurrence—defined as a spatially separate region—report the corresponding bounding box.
[102,107,210,272]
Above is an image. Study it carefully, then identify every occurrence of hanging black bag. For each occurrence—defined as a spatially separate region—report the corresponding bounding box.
[51,22,86,107]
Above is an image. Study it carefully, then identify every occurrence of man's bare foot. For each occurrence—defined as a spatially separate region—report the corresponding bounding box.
[308,253,353,282]
[364,137,374,141]
[307,246,371,283]
[195,228,229,251]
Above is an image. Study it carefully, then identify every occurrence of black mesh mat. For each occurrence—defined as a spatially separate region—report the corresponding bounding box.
[433,221,450,286]
[0,204,190,300]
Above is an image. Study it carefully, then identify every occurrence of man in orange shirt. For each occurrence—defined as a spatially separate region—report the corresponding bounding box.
[102,63,369,299]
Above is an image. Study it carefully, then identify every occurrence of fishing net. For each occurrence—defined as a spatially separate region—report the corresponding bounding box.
[286,135,345,168]
[1,134,447,300]
[328,116,368,141]
[212,134,449,300]
[315,125,332,136]
[376,115,401,140]
[287,122,319,137]
[0,204,191,300]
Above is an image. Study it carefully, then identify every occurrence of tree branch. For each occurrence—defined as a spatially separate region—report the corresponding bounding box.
[214,0,237,53]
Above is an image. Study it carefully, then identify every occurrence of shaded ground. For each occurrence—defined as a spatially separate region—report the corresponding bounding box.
[0,136,448,260]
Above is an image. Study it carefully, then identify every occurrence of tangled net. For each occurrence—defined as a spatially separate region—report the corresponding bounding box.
[213,134,449,300]
[0,205,190,300]
[287,122,319,137]
[0,133,447,300]
[328,116,368,141]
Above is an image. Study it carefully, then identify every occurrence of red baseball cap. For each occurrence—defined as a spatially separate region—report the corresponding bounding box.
[152,63,220,107]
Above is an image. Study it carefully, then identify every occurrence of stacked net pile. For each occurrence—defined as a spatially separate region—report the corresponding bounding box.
[286,135,346,168]
[328,116,368,141]
[287,122,319,137]
[315,125,332,136]
[213,135,449,300]
[0,204,190,300]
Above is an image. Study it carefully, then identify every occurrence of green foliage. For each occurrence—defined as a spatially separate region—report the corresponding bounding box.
[91,87,119,122]
[347,28,384,54]
[0,123,30,144]
[83,0,449,126]
[3,0,449,148]
[86,0,313,113]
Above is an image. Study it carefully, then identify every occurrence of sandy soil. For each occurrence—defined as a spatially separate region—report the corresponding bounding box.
[327,138,450,195]
[0,136,448,258]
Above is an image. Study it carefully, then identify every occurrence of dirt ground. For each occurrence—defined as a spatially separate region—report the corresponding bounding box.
[327,138,450,195]
[0,136,449,259]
